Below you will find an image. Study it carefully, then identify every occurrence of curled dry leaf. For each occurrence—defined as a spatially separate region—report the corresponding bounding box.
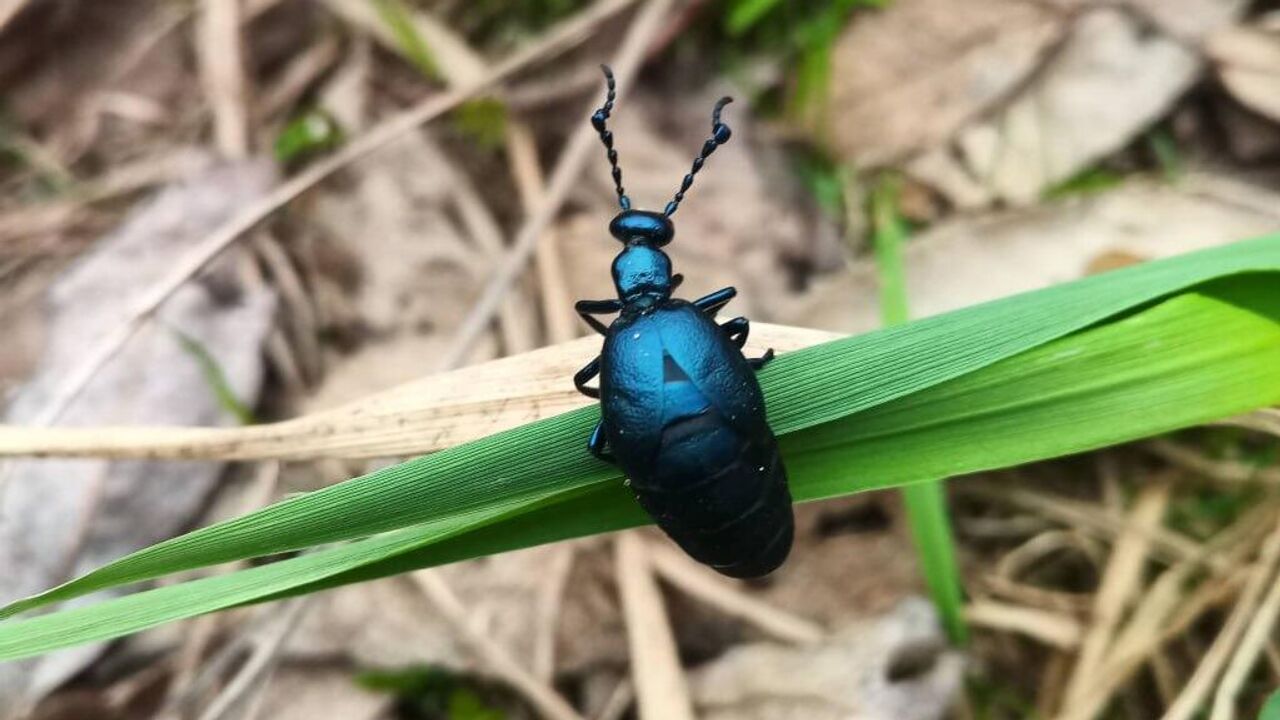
[688,598,963,720]
[825,0,1062,167]
[831,0,1246,204]
[958,8,1206,204]
[0,161,277,717]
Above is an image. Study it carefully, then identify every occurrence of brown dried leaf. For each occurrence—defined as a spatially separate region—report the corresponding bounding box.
[0,161,277,717]
[826,0,1062,167]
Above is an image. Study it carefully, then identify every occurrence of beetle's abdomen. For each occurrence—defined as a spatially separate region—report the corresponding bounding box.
[626,355,793,578]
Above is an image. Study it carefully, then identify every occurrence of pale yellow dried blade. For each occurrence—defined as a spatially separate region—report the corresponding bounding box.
[0,323,840,461]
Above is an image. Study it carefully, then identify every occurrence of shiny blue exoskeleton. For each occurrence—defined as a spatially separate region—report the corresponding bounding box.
[573,67,793,578]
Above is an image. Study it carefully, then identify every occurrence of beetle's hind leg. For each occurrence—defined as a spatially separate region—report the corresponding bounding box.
[692,286,736,318]
[574,356,602,398]
[588,420,614,462]
[747,348,775,371]
[721,316,775,370]
[576,299,622,336]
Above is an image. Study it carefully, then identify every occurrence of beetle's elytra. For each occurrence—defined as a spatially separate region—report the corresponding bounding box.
[572,66,794,578]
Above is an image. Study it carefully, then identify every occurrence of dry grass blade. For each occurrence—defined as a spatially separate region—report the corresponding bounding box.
[645,541,824,645]
[0,323,836,460]
[1063,480,1171,705]
[22,0,638,430]
[965,600,1084,649]
[615,533,694,720]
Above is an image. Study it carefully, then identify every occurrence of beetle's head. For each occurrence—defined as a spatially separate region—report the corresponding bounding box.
[609,209,673,246]
[612,243,672,305]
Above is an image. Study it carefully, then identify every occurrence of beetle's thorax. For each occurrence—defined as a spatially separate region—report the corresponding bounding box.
[612,242,672,311]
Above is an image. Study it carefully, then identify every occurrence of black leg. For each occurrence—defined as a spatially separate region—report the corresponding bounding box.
[588,420,613,462]
[671,273,684,292]
[747,348,775,371]
[692,286,736,318]
[721,315,773,370]
[720,316,749,348]
[574,356,602,399]
[576,298,622,336]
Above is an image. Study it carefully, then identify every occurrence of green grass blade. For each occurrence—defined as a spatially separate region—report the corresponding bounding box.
[4,236,1280,622]
[372,0,440,80]
[871,174,967,643]
[2,277,1279,658]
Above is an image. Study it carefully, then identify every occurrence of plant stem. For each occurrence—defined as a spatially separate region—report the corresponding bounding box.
[869,173,969,644]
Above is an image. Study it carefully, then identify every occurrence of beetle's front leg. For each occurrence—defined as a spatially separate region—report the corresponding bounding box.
[588,420,614,462]
[720,316,774,370]
[576,299,622,336]
[574,356,602,399]
[692,286,736,318]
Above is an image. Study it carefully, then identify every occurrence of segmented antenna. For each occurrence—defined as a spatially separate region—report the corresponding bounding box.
[664,96,733,217]
[592,65,631,210]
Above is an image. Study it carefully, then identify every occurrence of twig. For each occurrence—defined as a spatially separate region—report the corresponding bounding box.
[257,34,343,120]
[1146,439,1280,485]
[0,0,28,31]
[1212,566,1280,719]
[1054,503,1278,720]
[967,481,1221,570]
[506,120,578,344]
[646,540,824,645]
[448,151,540,354]
[22,0,638,430]
[195,598,313,720]
[440,0,676,368]
[593,677,634,720]
[1216,408,1280,439]
[197,0,251,158]
[1159,524,1280,720]
[1062,481,1171,705]
[965,599,1084,650]
[615,533,694,720]
[532,545,577,683]
[411,569,586,720]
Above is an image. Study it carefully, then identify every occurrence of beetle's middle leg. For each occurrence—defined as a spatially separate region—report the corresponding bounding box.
[576,299,622,336]
[574,356,602,399]
[587,420,614,462]
[721,316,775,370]
[692,286,737,318]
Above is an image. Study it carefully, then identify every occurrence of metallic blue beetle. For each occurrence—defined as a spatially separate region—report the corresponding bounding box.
[573,67,793,578]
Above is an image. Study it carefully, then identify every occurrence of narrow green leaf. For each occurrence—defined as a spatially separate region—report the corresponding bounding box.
[871,173,967,644]
[4,237,1280,621]
[1,276,1278,659]
[373,0,440,80]
[726,0,786,35]
[172,329,254,425]
[1262,688,1280,720]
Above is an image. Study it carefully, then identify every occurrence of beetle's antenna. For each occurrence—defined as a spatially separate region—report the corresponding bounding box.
[592,65,631,211]
[664,96,733,217]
